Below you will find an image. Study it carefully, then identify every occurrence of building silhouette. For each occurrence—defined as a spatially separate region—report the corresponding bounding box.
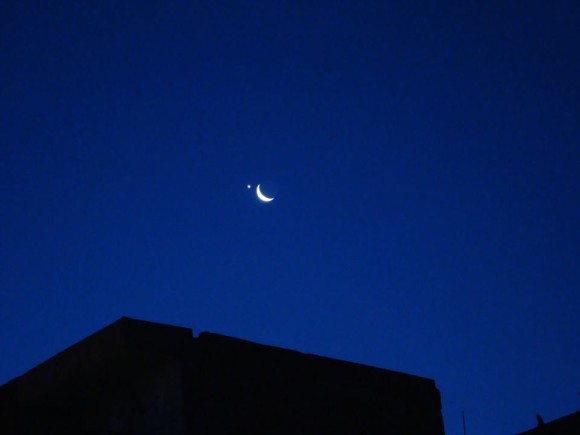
[0,317,445,434]
[517,410,580,434]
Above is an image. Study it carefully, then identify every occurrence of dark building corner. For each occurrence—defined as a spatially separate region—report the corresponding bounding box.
[517,410,580,435]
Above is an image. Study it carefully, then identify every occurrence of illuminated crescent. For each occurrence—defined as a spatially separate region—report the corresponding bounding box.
[256,184,274,202]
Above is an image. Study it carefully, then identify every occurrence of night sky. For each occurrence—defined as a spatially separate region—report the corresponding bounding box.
[1,1,579,433]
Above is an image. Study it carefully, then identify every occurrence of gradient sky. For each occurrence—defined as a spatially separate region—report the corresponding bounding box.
[1,1,579,433]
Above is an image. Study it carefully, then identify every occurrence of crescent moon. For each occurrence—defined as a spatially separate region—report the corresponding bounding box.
[256,184,274,202]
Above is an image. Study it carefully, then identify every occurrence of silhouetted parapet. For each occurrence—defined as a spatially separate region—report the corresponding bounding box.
[190,332,444,433]
[15,316,191,400]
[517,410,580,434]
[0,317,445,434]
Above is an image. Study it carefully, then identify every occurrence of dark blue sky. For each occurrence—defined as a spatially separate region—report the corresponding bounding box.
[1,1,578,433]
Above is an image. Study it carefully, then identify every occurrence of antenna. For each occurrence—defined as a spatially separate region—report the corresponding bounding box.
[462,410,467,435]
